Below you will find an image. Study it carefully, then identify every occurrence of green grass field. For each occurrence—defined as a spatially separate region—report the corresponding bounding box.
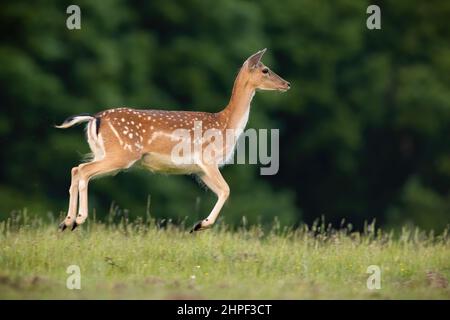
[0,215,449,299]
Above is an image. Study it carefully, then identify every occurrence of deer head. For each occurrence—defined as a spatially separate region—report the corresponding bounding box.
[243,48,290,92]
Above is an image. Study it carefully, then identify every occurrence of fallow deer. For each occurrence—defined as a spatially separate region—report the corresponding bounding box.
[56,49,290,232]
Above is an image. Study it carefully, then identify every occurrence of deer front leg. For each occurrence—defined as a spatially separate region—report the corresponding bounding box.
[191,165,230,232]
[59,167,80,231]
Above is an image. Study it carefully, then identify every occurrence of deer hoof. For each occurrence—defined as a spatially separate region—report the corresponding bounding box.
[59,222,67,232]
[190,220,210,233]
[190,220,203,233]
[71,222,79,231]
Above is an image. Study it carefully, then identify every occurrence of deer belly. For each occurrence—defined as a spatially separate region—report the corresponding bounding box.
[141,153,202,174]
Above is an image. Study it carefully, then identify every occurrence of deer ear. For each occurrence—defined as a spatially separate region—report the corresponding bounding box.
[246,48,267,69]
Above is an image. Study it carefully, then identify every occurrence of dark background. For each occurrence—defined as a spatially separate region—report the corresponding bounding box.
[0,0,449,231]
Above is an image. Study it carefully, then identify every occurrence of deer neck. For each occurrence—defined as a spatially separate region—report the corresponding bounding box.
[222,69,255,130]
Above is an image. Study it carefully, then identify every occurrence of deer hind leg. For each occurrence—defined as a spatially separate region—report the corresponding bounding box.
[191,164,230,232]
[59,167,81,231]
[71,157,137,230]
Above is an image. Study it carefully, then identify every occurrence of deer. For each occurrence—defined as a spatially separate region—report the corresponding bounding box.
[56,49,290,232]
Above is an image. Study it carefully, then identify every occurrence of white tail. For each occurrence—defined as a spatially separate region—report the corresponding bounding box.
[55,114,94,129]
[58,49,290,232]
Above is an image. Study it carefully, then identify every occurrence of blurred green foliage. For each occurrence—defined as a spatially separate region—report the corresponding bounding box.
[0,0,449,231]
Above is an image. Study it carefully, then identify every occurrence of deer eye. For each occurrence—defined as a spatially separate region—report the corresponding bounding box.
[262,68,269,74]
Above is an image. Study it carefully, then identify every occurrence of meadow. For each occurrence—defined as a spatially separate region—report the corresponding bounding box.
[0,214,449,299]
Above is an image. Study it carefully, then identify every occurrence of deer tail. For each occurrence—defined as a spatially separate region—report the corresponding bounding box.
[55,113,94,129]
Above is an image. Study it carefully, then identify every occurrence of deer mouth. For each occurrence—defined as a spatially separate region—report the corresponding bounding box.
[278,82,291,92]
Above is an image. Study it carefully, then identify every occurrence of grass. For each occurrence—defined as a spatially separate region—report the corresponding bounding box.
[0,214,449,299]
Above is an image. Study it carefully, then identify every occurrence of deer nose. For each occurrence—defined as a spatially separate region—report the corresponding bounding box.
[285,81,291,88]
